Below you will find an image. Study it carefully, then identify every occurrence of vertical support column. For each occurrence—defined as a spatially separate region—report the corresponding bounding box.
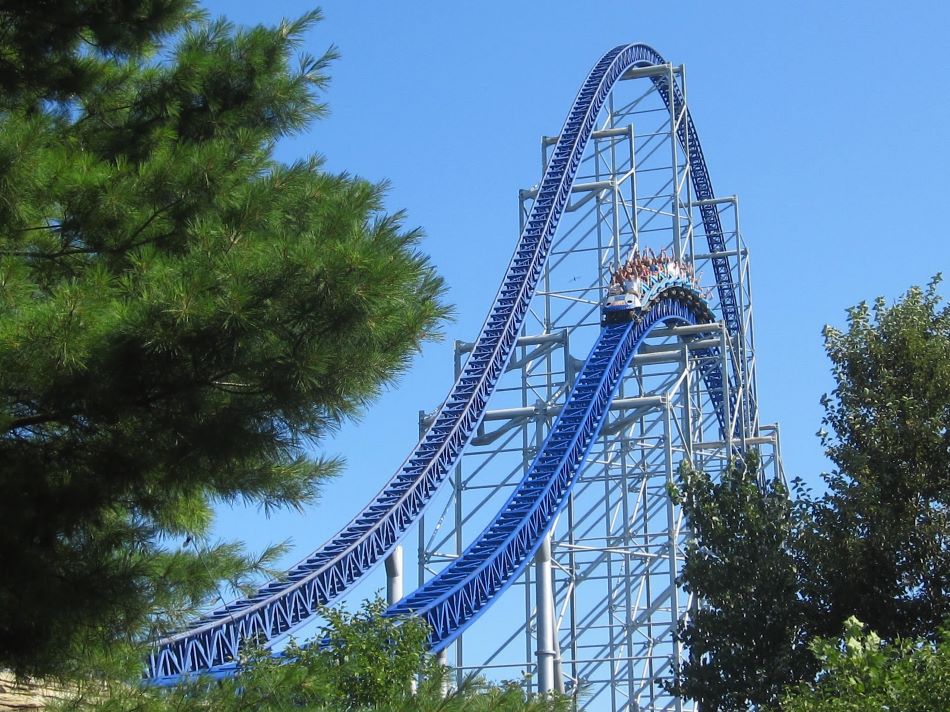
[663,398,685,712]
[608,93,622,268]
[681,341,694,463]
[566,492,579,688]
[620,432,637,707]
[417,410,427,592]
[452,341,465,685]
[533,141,554,333]
[553,637,565,695]
[720,323,732,450]
[535,533,556,694]
[628,123,639,251]
[389,546,417,691]
[385,545,403,606]
[679,64,696,271]
[436,648,450,696]
[668,64,683,263]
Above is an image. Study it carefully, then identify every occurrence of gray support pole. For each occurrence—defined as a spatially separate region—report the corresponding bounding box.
[535,533,556,693]
[664,398,685,712]
[720,323,732,449]
[385,545,403,606]
[436,648,450,697]
[553,635,565,695]
[628,123,639,251]
[669,63,682,263]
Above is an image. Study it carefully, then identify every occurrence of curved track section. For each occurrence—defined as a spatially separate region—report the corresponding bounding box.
[386,288,712,650]
[147,43,745,681]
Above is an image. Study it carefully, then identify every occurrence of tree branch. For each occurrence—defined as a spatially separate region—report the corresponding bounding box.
[4,412,64,432]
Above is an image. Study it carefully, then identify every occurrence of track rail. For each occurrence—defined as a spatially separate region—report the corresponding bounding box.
[147,43,746,681]
[386,290,713,650]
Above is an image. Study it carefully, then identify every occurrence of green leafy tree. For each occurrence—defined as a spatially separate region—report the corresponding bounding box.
[52,597,569,711]
[669,453,810,711]
[799,277,950,642]
[781,617,950,712]
[674,278,950,709]
[0,2,450,675]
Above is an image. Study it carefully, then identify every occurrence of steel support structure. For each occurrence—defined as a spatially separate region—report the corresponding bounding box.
[143,47,781,701]
[416,65,781,711]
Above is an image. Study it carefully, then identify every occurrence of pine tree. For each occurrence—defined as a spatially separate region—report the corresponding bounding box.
[0,1,450,675]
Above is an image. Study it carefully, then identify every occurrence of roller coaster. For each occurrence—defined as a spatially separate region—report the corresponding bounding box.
[146,44,783,711]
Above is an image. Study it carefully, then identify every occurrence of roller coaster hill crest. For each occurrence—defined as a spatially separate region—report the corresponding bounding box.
[147,43,783,712]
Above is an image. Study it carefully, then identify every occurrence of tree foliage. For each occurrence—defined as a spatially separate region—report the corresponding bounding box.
[800,277,950,642]
[674,278,950,709]
[0,1,450,675]
[52,598,569,712]
[781,617,950,712]
[0,0,199,109]
[669,453,810,711]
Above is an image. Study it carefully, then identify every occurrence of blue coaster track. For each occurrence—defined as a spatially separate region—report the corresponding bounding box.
[386,289,714,651]
[147,43,746,682]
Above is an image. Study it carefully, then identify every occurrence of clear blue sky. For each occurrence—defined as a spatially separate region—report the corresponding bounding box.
[201,1,950,576]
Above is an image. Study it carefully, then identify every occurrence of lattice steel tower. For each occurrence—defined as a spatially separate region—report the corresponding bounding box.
[146,46,783,712]
[413,60,782,711]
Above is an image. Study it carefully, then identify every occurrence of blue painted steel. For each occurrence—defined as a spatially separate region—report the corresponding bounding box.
[146,43,747,681]
[385,291,709,650]
[155,289,714,684]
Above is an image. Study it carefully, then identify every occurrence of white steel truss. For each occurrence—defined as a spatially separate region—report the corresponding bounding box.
[413,64,781,711]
